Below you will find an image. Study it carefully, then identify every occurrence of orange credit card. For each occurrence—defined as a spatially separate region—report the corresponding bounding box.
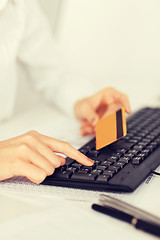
[96,108,127,150]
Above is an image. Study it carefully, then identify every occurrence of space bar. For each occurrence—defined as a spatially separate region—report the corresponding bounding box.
[71,172,96,181]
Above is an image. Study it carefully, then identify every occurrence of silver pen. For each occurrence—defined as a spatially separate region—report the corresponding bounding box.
[92,194,160,237]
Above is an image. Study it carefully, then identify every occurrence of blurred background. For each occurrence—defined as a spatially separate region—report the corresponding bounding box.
[15,0,160,114]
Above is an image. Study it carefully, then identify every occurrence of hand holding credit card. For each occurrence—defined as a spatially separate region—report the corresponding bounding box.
[96,108,127,150]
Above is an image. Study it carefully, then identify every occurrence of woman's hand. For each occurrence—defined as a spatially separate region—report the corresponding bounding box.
[0,131,94,184]
[74,87,131,136]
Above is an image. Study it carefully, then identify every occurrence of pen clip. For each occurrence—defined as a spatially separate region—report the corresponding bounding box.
[99,194,160,226]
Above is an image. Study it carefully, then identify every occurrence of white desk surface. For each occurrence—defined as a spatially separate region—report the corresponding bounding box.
[0,96,160,240]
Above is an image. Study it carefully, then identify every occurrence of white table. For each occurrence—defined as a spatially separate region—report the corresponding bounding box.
[0,97,159,240]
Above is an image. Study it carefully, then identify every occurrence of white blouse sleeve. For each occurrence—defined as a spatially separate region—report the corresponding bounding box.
[17,0,95,117]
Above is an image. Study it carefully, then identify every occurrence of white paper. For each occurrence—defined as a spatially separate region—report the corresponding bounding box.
[0,195,158,240]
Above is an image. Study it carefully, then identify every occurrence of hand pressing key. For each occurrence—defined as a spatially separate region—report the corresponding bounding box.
[0,131,94,184]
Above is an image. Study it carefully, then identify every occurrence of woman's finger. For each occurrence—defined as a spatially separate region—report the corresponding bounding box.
[13,159,48,184]
[19,143,55,175]
[38,134,94,166]
[117,93,131,113]
[74,99,99,125]
[25,136,65,168]
[80,124,95,136]
[102,89,131,114]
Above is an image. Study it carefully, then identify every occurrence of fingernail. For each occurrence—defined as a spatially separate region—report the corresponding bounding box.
[127,107,131,114]
[87,158,94,164]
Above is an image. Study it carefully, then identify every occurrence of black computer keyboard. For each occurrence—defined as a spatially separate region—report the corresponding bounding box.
[42,107,160,192]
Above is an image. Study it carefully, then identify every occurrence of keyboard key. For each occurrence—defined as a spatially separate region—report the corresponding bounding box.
[133,136,142,141]
[87,150,100,157]
[91,169,102,175]
[113,162,125,169]
[119,157,130,163]
[101,161,112,167]
[146,135,155,140]
[94,160,101,166]
[123,136,130,141]
[78,168,90,173]
[85,140,96,150]
[96,165,107,171]
[142,130,150,134]
[82,165,95,170]
[65,157,74,166]
[103,170,115,177]
[141,139,151,144]
[137,132,147,137]
[141,149,150,157]
[107,156,119,162]
[127,149,139,155]
[150,141,158,149]
[137,153,146,161]
[108,165,120,173]
[67,167,77,173]
[115,152,123,158]
[132,157,142,165]
[137,142,148,147]
[146,145,155,152]
[71,163,82,169]
[128,139,138,144]
[52,170,72,179]
[150,131,160,138]
[79,149,88,155]
[96,175,110,182]
[133,145,144,151]
[109,140,134,150]
[59,166,67,171]
[71,172,97,181]
[123,153,134,159]
[116,148,127,154]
